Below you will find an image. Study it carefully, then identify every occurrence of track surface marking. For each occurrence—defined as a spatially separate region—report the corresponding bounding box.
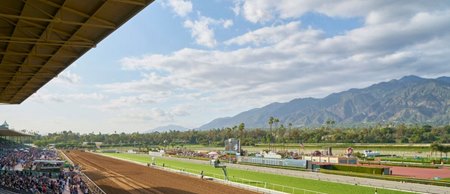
[66,151,258,194]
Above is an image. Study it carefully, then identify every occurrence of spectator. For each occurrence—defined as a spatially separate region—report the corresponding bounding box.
[0,139,90,194]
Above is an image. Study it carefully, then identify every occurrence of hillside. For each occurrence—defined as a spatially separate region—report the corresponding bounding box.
[145,124,189,133]
[199,76,450,129]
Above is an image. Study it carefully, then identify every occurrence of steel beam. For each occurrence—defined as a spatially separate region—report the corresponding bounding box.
[0,51,79,58]
[18,20,94,43]
[108,0,147,6]
[39,0,116,27]
[1,63,67,68]
[0,13,116,29]
[0,39,95,48]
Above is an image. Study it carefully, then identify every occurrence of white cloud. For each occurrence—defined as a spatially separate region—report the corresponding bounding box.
[232,0,242,16]
[99,72,180,93]
[118,106,190,123]
[120,108,170,122]
[240,0,275,23]
[107,7,450,112]
[55,71,81,84]
[170,104,191,117]
[184,17,218,48]
[235,0,450,24]
[183,16,233,48]
[30,92,105,103]
[225,21,316,46]
[165,0,193,17]
[223,19,233,29]
[98,94,157,110]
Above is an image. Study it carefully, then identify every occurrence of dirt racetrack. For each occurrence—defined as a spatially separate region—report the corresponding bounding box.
[391,166,450,179]
[65,151,258,194]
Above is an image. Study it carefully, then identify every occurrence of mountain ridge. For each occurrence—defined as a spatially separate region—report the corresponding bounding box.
[145,124,189,133]
[198,75,450,129]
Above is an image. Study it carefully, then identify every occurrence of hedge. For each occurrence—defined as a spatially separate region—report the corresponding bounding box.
[239,162,309,171]
[380,157,449,164]
[327,164,386,175]
[359,161,439,169]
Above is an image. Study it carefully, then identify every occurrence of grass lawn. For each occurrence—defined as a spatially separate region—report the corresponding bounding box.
[101,153,413,194]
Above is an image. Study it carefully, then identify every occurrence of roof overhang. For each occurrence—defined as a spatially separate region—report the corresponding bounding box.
[0,129,32,136]
[0,0,153,104]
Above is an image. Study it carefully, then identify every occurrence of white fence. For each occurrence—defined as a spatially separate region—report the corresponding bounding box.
[153,163,327,194]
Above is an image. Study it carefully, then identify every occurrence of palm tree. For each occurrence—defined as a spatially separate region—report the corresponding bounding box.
[274,118,280,129]
[238,123,245,139]
[273,118,279,139]
[325,119,336,129]
[438,144,445,159]
[443,145,449,159]
[268,117,274,150]
[430,142,440,158]
[268,117,274,130]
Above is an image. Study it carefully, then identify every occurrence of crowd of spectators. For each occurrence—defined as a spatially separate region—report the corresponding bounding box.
[165,148,209,158]
[1,171,64,193]
[0,139,90,194]
[0,147,55,171]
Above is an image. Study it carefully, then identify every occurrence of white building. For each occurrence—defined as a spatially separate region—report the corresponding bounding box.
[363,150,380,157]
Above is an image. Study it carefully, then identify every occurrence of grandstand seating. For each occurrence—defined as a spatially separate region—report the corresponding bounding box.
[0,139,89,194]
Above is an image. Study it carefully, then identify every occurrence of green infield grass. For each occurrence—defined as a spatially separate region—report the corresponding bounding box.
[101,153,413,194]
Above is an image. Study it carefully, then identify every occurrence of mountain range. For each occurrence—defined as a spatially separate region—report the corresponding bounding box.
[145,124,189,133]
[198,75,450,129]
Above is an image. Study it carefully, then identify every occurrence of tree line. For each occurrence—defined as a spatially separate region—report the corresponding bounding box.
[31,123,449,148]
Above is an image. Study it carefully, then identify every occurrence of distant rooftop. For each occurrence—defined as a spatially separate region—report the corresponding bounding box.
[0,121,9,129]
[0,121,32,136]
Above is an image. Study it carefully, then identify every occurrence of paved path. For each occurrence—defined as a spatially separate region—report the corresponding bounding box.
[162,156,450,194]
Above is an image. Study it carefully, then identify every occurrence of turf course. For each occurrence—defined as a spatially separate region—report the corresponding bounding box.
[101,153,413,194]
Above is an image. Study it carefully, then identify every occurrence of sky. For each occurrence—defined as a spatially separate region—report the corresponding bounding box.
[2,0,450,134]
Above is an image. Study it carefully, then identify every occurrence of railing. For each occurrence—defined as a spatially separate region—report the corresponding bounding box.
[58,150,107,194]
[153,163,327,194]
[79,171,107,194]
[0,184,20,194]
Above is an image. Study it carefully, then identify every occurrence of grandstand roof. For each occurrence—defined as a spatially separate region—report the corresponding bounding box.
[0,129,31,136]
[0,121,31,136]
[0,0,153,104]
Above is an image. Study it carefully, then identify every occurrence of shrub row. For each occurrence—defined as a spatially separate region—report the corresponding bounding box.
[172,155,211,161]
[239,162,309,171]
[326,164,386,175]
[359,161,439,169]
[380,157,449,164]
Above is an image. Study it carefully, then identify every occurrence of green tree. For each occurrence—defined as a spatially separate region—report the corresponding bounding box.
[268,117,274,149]
[438,144,445,159]
[443,145,449,159]
[238,122,245,139]
[430,142,440,158]
[273,118,280,142]
[325,119,336,129]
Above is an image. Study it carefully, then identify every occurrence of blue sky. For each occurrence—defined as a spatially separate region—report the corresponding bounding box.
[2,0,450,134]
